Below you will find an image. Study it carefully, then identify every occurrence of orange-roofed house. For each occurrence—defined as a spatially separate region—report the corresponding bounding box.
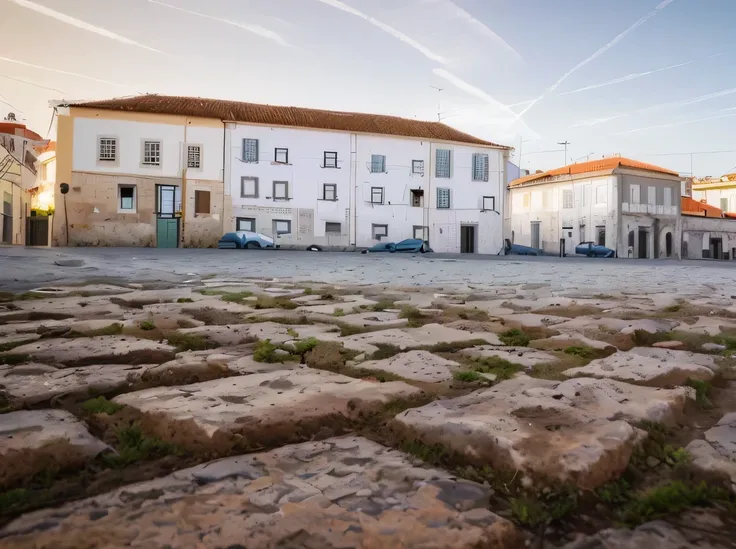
[52,95,511,251]
[508,156,683,258]
[680,184,736,260]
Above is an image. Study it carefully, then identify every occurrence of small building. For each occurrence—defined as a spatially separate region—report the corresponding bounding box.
[53,95,511,253]
[508,157,683,258]
[680,196,736,260]
[692,174,736,213]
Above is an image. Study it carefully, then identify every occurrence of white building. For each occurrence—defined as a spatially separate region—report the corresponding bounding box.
[225,102,510,253]
[508,157,683,258]
[692,175,736,214]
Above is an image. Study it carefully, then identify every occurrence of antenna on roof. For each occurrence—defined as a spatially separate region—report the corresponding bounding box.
[430,86,443,122]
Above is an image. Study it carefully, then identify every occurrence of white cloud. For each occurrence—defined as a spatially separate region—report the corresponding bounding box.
[7,0,162,53]
[314,0,448,64]
[559,60,693,96]
[147,0,291,47]
[0,56,139,89]
[516,0,676,119]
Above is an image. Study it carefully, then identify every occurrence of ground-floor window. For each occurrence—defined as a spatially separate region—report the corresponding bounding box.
[413,225,428,241]
[325,222,341,234]
[596,226,606,246]
[194,190,211,214]
[665,232,673,257]
[236,217,255,232]
[118,185,136,213]
[273,219,291,235]
[372,224,388,240]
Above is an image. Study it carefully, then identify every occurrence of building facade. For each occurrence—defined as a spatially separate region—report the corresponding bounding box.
[54,95,509,252]
[508,157,683,258]
[53,103,224,248]
[692,174,736,214]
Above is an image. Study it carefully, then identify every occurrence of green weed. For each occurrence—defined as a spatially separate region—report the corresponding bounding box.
[81,396,123,415]
[685,378,713,408]
[0,339,36,353]
[177,297,194,303]
[453,370,484,382]
[333,308,345,317]
[253,339,281,363]
[499,329,531,347]
[471,356,524,380]
[0,354,29,366]
[620,481,731,525]
[0,488,31,513]
[104,423,182,468]
[139,320,156,331]
[564,346,594,358]
[292,337,319,356]
[220,291,254,303]
[165,332,216,352]
[372,300,395,312]
[370,343,403,360]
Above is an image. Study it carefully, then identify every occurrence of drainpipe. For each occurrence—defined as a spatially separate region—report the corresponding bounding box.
[181,121,188,247]
[221,121,227,237]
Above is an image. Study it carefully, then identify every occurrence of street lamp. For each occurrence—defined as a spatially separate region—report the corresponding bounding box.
[557,141,570,166]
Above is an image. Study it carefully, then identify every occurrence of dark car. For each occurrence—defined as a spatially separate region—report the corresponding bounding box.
[361,239,432,254]
[217,231,276,249]
[575,241,616,258]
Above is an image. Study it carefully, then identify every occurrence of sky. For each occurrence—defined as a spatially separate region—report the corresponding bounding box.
[1,0,736,177]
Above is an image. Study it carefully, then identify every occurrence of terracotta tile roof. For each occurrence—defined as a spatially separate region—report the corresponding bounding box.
[681,196,726,218]
[68,95,508,148]
[510,156,680,187]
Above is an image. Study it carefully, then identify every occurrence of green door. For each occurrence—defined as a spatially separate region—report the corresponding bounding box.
[156,218,179,248]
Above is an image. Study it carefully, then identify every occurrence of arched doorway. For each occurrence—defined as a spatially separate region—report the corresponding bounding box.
[628,231,635,257]
[665,232,673,257]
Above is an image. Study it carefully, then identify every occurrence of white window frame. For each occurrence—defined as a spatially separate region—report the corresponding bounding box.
[323,183,337,201]
[371,186,384,204]
[324,151,338,168]
[562,189,574,209]
[325,221,342,234]
[273,219,291,235]
[436,149,451,178]
[372,224,388,240]
[272,181,290,201]
[97,136,118,165]
[648,186,656,206]
[186,144,202,170]
[236,217,255,231]
[664,187,673,207]
[437,187,451,209]
[472,153,489,182]
[482,196,495,211]
[118,185,136,213]
[243,138,259,163]
[412,159,424,175]
[413,225,428,240]
[241,176,259,198]
[370,154,386,173]
[630,184,641,204]
[141,139,162,167]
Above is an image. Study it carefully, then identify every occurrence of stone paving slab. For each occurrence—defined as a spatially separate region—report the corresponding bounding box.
[113,369,419,450]
[393,376,690,489]
[6,336,176,367]
[0,363,144,406]
[554,316,676,334]
[177,322,336,347]
[563,347,716,387]
[687,412,736,492]
[342,323,501,351]
[358,350,457,382]
[561,519,729,548]
[0,410,109,489]
[462,345,557,368]
[0,436,520,549]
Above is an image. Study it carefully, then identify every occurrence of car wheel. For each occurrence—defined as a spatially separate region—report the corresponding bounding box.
[306,244,322,252]
[245,241,261,249]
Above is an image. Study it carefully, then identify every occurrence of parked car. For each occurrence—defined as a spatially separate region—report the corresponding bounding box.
[217,231,275,249]
[503,238,542,256]
[361,239,432,254]
[575,241,616,258]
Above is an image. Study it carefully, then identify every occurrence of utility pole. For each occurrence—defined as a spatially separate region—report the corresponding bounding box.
[430,86,443,122]
[558,141,570,166]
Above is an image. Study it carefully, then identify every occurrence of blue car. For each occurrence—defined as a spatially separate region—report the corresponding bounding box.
[575,241,616,258]
[362,239,432,254]
[504,239,542,256]
[218,231,276,249]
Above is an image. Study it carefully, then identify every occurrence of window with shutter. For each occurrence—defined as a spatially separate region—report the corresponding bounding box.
[472,153,489,181]
[437,188,450,209]
[243,139,259,162]
[370,155,386,173]
[436,149,451,178]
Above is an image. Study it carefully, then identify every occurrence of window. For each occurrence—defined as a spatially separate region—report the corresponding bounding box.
[413,226,428,241]
[371,186,384,204]
[562,189,573,209]
[40,162,48,181]
[142,140,161,166]
[242,138,259,162]
[411,189,424,207]
[236,217,255,231]
[482,196,495,211]
[241,176,259,198]
[630,184,641,204]
[648,186,656,205]
[371,154,386,173]
[597,226,606,246]
[98,137,117,162]
[323,183,337,201]
[436,149,451,178]
[324,151,338,168]
[118,185,136,212]
[325,222,341,234]
[194,190,210,214]
[522,193,530,208]
[437,187,450,209]
[273,181,289,200]
[412,160,424,175]
[721,197,728,211]
[372,224,388,240]
[156,185,180,217]
[187,145,201,169]
[596,185,607,205]
[274,148,288,164]
[472,153,489,182]
[273,219,291,235]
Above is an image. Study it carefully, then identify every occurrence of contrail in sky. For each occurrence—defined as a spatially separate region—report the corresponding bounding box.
[314,0,448,64]
[7,0,162,53]
[0,73,65,94]
[516,0,676,120]
[0,56,138,89]
[613,112,736,135]
[559,61,693,96]
[148,0,291,47]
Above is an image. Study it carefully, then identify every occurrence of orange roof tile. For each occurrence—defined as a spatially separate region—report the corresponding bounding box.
[681,196,725,218]
[67,95,509,148]
[510,157,680,187]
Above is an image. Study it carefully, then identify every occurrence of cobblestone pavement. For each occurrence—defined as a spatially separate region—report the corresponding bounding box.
[2,249,736,548]
[1,246,736,294]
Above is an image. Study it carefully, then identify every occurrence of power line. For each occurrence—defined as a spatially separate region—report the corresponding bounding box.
[0,73,65,94]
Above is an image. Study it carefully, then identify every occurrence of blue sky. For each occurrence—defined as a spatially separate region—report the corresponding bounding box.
[2,0,735,176]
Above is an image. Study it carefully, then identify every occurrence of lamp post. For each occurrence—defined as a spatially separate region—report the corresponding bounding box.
[557,141,571,165]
